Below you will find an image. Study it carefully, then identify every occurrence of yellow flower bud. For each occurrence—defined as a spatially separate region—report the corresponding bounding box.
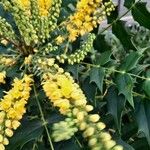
[112,145,123,150]
[85,105,93,112]
[5,120,11,128]
[5,128,13,137]
[89,114,100,122]
[100,132,111,141]
[104,140,116,149]
[0,134,3,142]
[79,122,87,130]
[0,144,5,150]
[0,112,5,123]
[88,138,97,146]
[97,122,106,130]
[84,127,95,137]
[77,112,85,121]
[3,137,9,145]
[72,108,79,115]
[74,99,87,106]
[12,120,21,130]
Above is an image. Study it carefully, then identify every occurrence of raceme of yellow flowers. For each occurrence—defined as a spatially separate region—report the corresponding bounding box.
[0,75,33,150]
[42,65,123,150]
[66,0,115,42]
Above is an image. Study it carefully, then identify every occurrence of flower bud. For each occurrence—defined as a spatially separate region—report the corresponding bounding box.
[84,127,95,137]
[72,108,79,115]
[112,145,123,150]
[3,137,9,145]
[77,112,85,121]
[99,132,111,141]
[5,128,13,137]
[0,144,5,150]
[104,140,116,149]
[5,120,11,128]
[0,134,3,142]
[85,105,93,112]
[89,114,100,122]
[88,138,97,146]
[12,120,21,130]
[79,122,87,130]
[97,122,106,130]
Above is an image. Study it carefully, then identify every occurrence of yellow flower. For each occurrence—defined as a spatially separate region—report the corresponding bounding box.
[0,71,6,84]
[53,99,70,114]
[56,75,73,98]
[0,74,33,149]
[38,0,52,16]
[56,36,65,45]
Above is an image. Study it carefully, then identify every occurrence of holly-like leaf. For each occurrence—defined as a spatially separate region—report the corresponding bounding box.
[106,86,126,133]
[95,50,112,66]
[132,2,150,30]
[120,51,142,72]
[90,67,105,93]
[82,77,97,103]
[135,98,150,146]
[112,20,135,50]
[116,73,134,107]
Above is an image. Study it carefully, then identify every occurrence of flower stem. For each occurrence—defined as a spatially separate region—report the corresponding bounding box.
[33,85,54,150]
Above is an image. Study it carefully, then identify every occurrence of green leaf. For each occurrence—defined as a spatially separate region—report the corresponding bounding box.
[54,138,81,150]
[132,2,150,30]
[95,51,112,66]
[90,67,105,93]
[132,138,149,150]
[116,73,134,107]
[7,119,44,150]
[124,0,135,8]
[135,98,150,145]
[112,20,135,50]
[82,77,97,103]
[143,70,150,97]
[106,86,126,133]
[120,51,142,72]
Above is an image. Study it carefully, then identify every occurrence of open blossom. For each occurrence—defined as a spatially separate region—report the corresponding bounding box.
[66,0,114,41]
[42,67,87,114]
[38,0,52,16]
[0,74,33,150]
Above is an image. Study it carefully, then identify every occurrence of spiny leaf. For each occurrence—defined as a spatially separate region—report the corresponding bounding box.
[106,86,126,133]
[135,98,150,146]
[120,51,142,72]
[90,67,105,93]
[116,73,134,107]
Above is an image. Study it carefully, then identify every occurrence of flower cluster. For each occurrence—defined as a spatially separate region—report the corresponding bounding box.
[38,0,52,16]
[0,0,61,48]
[0,56,16,67]
[57,33,95,64]
[42,64,123,150]
[0,71,6,84]
[42,69,86,114]
[0,17,17,43]
[0,74,33,150]
[65,0,115,41]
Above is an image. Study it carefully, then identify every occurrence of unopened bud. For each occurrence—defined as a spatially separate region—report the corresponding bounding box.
[89,114,100,122]
[5,128,13,137]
